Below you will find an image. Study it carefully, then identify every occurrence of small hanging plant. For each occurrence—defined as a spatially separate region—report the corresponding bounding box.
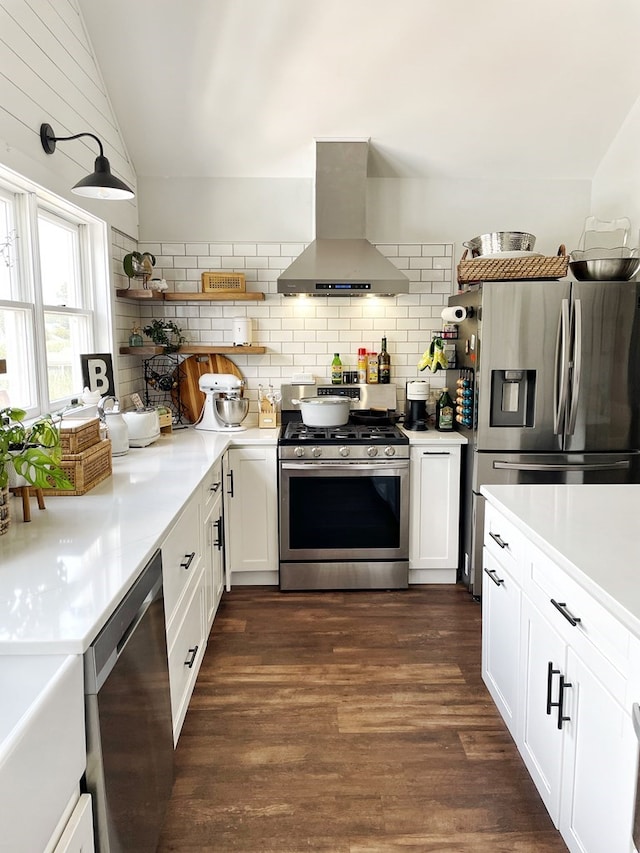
[142,319,186,353]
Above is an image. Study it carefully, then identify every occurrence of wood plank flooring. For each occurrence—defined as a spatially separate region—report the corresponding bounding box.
[158,585,567,852]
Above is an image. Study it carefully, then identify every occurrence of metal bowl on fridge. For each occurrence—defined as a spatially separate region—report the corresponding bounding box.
[291,396,351,427]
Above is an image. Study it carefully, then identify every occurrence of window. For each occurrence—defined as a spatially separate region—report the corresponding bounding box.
[0,168,111,418]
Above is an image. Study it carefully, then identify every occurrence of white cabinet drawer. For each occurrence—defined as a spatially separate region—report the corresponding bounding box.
[484,502,524,580]
[167,576,206,741]
[162,494,201,625]
[53,794,94,853]
[528,543,631,689]
[202,458,223,512]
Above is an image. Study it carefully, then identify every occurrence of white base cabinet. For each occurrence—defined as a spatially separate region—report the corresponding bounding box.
[482,500,639,853]
[409,444,460,580]
[223,446,278,585]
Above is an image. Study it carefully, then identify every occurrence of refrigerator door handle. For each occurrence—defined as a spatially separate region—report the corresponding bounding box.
[566,298,582,436]
[493,460,630,472]
[554,298,571,435]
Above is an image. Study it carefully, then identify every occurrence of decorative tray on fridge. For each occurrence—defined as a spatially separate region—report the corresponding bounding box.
[457,245,569,285]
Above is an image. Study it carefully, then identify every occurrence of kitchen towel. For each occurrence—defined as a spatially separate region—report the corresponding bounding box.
[441,306,467,324]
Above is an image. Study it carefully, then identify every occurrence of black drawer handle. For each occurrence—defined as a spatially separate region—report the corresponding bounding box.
[227,469,234,498]
[210,481,221,493]
[489,531,509,549]
[184,646,199,668]
[180,551,196,570]
[557,675,572,729]
[483,567,504,587]
[214,517,224,550]
[550,599,581,627]
[546,661,561,715]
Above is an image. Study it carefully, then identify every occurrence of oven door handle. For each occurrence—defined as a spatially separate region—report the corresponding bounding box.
[281,461,410,472]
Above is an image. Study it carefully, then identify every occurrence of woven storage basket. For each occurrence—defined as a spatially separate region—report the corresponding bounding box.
[0,486,9,535]
[42,439,112,496]
[458,245,569,285]
[59,418,101,455]
[201,272,246,294]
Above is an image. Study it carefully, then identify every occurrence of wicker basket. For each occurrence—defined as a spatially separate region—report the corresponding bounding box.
[457,245,569,285]
[0,486,9,535]
[59,418,101,455]
[42,439,112,496]
[201,272,246,294]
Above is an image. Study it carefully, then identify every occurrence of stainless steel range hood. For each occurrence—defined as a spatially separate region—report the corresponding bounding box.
[277,140,409,297]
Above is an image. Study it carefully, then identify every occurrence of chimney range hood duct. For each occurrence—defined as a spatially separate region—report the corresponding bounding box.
[277,140,409,297]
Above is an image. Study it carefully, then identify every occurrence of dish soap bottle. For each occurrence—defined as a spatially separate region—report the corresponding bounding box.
[436,387,454,431]
[378,336,391,384]
[331,353,342,384]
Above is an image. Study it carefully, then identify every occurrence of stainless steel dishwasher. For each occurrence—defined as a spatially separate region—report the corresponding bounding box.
[84,548,174,852]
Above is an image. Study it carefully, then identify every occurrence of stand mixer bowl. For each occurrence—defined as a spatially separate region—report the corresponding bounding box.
[215,397,249,427]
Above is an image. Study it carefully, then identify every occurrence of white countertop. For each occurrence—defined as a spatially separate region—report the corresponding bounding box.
[401,427,467,445]
[481,484,640,638]
[0,425,279,655]
[0,419,463,656]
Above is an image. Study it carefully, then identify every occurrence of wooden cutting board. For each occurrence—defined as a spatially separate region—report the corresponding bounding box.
[176,354,243,424]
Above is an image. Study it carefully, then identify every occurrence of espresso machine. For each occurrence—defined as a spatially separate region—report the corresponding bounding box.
[404,380,429,431]
[196,373,249,432]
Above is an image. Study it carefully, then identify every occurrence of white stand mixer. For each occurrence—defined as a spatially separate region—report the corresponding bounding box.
[196,373,248,432]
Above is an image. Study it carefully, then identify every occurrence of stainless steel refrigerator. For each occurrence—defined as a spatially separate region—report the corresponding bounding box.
[449,279,640,596]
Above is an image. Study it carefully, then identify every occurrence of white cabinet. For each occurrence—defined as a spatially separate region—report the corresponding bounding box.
[223,446,278,584]
[409,444,460,581]
[482,502,639,853]
[52,794,94,853]
[161,487,206,743]
[202,458,224,630]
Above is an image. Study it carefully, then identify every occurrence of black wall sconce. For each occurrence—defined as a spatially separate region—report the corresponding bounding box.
[40,123,135,201]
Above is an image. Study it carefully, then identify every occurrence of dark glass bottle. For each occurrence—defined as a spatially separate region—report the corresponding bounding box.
[436,387,454,431]
[378,336,391,384]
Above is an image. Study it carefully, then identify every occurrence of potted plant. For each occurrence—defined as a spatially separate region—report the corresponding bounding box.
[0,407,73,491]
[142,319,186,353]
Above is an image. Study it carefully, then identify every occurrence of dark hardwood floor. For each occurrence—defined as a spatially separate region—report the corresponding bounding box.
[158,585,567,852]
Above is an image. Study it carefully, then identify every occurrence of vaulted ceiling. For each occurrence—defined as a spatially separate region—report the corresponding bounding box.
[78,0,640,182]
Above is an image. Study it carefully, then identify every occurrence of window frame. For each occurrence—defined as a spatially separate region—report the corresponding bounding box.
[0,164,112,418]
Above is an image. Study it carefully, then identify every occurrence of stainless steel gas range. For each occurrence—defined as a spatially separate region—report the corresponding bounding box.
[278,383,409,591]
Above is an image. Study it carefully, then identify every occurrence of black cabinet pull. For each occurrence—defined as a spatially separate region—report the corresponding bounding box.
[180,551,196,570]
[546,661,561,715]
[184,646,199,668]
[550,599,581,627]
[489,531,508,549]
[483,567,505,587]
[210,481,221,493]
[214,516,224,550]
[557,675,572,729]
[227,469,234,498]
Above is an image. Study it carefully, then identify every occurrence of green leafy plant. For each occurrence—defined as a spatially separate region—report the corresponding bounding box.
[0,408,73,490]
[142,320,186,353]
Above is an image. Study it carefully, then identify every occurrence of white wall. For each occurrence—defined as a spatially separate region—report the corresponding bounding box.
[0,0,138,237]
[592,94,640,244]
[137,174,592,257]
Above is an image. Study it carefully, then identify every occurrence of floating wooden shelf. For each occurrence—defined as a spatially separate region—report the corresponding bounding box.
[119,345,266,356]
[116,289,265,302]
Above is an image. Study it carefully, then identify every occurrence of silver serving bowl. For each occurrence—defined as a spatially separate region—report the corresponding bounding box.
[569,257,640,281]
[464,231,536,256]
[215,397,249,426]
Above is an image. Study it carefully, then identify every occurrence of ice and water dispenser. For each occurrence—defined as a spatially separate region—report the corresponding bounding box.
[489,369,536,428]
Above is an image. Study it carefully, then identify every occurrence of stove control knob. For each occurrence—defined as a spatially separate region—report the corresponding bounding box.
[366,445,378,458]
[384,445,396,457]
[311,446,322,458]
[339,446,350,457]
[294,446,305,458]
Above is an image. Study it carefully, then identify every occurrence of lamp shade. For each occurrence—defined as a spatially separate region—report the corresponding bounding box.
[72,155,135,201]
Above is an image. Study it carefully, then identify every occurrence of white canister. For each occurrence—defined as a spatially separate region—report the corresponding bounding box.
[104,410,129,456]
[232,317,253,346]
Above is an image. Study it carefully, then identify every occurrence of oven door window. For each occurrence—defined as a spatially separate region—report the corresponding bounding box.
[280,463,409,560]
